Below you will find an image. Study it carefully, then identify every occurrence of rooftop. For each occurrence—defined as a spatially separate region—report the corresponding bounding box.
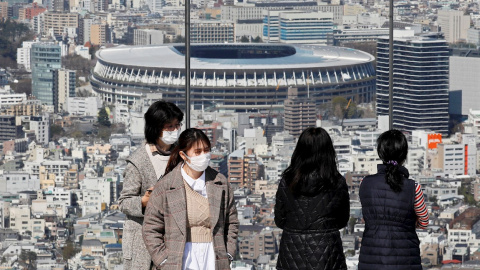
[96,44,374,70]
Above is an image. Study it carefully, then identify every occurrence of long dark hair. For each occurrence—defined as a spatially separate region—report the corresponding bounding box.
[282,127,341,194]
[377,129,408,193]
[165,128,211,174]
[144,100,184,145]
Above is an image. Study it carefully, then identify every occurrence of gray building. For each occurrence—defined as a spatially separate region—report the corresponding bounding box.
[449,49,480,116]
[191,21,234,44]
[0,116,22,146]
[133,29,164,45]
[376,35,449,134]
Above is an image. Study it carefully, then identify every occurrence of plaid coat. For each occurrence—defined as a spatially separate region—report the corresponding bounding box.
[118,145,160,270]
[143,164,239,270]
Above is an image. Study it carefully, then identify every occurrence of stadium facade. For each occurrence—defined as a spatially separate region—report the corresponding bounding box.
[90,43,376,111]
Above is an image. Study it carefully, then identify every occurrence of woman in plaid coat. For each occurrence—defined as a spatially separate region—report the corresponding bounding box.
[143,128,239,270]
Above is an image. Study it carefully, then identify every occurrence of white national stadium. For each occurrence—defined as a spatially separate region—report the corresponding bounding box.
[90,43,376,112]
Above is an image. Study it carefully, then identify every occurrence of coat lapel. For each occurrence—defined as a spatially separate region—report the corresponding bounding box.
[206,168,223,230]
[139,144,158,188]
[166,165,187,236]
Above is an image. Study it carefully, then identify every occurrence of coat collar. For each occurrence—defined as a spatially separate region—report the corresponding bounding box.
[166,163,224,236]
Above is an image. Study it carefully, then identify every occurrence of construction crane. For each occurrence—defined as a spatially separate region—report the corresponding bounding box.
[263,80,281,136]
[340,98,353,128]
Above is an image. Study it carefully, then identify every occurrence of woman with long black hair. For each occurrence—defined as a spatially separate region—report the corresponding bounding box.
[358,129,428,270]
[275,127,350,270]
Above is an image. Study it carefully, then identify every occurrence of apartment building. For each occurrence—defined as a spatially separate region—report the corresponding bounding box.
[284,87,316,137]
[190,21,235,43]
[43,12,79,36]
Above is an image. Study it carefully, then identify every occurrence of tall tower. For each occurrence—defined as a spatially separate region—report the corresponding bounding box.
[376,35,449,134]
[284,87,316,137]
[31,43,62,106]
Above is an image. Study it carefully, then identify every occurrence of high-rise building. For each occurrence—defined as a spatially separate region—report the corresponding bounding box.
[376,36,449,134]
[16,41,36,72]
[190,21,234,44]
[227,149,244,187]
[263,10,333,44]
[43,12,79,37]
[438,10,470,43]
[31,43,62,106]
[284,87,316,137]
[53,69,76,113]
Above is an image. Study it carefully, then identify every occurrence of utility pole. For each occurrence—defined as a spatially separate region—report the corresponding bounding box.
[388,0,394,130]
[185,0,191,128]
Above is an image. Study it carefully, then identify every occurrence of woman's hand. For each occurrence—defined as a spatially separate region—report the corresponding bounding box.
[142,187,154,207]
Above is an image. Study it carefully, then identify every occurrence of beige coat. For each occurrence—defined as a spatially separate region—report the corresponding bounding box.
[142,164,239,270]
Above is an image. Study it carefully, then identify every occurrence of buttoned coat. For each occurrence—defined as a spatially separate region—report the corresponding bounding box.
[143,164,239,270]
[118,145,161,270]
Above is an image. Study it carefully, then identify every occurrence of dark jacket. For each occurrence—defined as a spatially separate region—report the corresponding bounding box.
[274,175,350,270]
[358,164,421,270]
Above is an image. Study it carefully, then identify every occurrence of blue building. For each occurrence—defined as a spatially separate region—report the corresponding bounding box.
[263,10,333,44]
[31,43,62,106]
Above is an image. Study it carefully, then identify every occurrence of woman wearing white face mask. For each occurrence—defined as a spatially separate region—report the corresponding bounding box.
[143,128,239,270]
[118,100,183,270]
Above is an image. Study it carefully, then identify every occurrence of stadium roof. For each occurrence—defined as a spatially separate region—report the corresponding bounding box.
[96,43,374,70]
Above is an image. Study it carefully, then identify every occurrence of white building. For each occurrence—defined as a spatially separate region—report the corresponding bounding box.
[81,177,116,206]
[237,128,267,151]
[0,172,40,194]
[0,92,27,107]
[133,29,164,45]
[405,146,426,176]
[77,189,103,216]
[352,152,381,174]
[433,143,465,176]
[10,205,45,238]
[67,97,102,116]
[271,131,295,157]
[29,115,50,146]
[16,41,37,71]
[45,187,72,207]
[467,109,480,139]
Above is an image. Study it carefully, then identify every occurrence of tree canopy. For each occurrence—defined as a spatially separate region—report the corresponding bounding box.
[0,20,34,69]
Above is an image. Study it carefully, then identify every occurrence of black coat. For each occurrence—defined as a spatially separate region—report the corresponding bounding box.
[358,165,421,270]
[274,175,350,270]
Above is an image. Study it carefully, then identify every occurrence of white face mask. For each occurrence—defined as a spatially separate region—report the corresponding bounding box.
[183,152,211,172]
[161,129,180,145]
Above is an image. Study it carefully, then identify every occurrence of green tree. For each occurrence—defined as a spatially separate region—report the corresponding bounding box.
[240,35,249,43]
[50,124,64,139]
[97,107,111,127]
[174,35,185,43]
[0,19,33,68]
[19,250,37,270]
[62,240,78,261]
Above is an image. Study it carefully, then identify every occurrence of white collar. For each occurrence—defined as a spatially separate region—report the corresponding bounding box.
[181,163,206,190]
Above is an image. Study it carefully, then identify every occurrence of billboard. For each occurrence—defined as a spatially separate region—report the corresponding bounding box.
[428,133,442,149]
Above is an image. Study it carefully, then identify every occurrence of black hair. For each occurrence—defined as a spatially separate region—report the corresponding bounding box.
[282,127,341,194]
[377,129,408,193]
[165,128,211,174]
[144,100,184,144]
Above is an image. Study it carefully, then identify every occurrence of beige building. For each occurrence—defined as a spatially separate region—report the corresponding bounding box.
[90,24,108,46]
[53,69,76,113]
[0,2,8,19]
[239,228,279,261]
[437,10,470,43]
[284,87,316,138]
[228,149,244,187]
[10,205,45,238]
[343,4,366,16]
[39,166,56,190]
[43,12,79,36]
